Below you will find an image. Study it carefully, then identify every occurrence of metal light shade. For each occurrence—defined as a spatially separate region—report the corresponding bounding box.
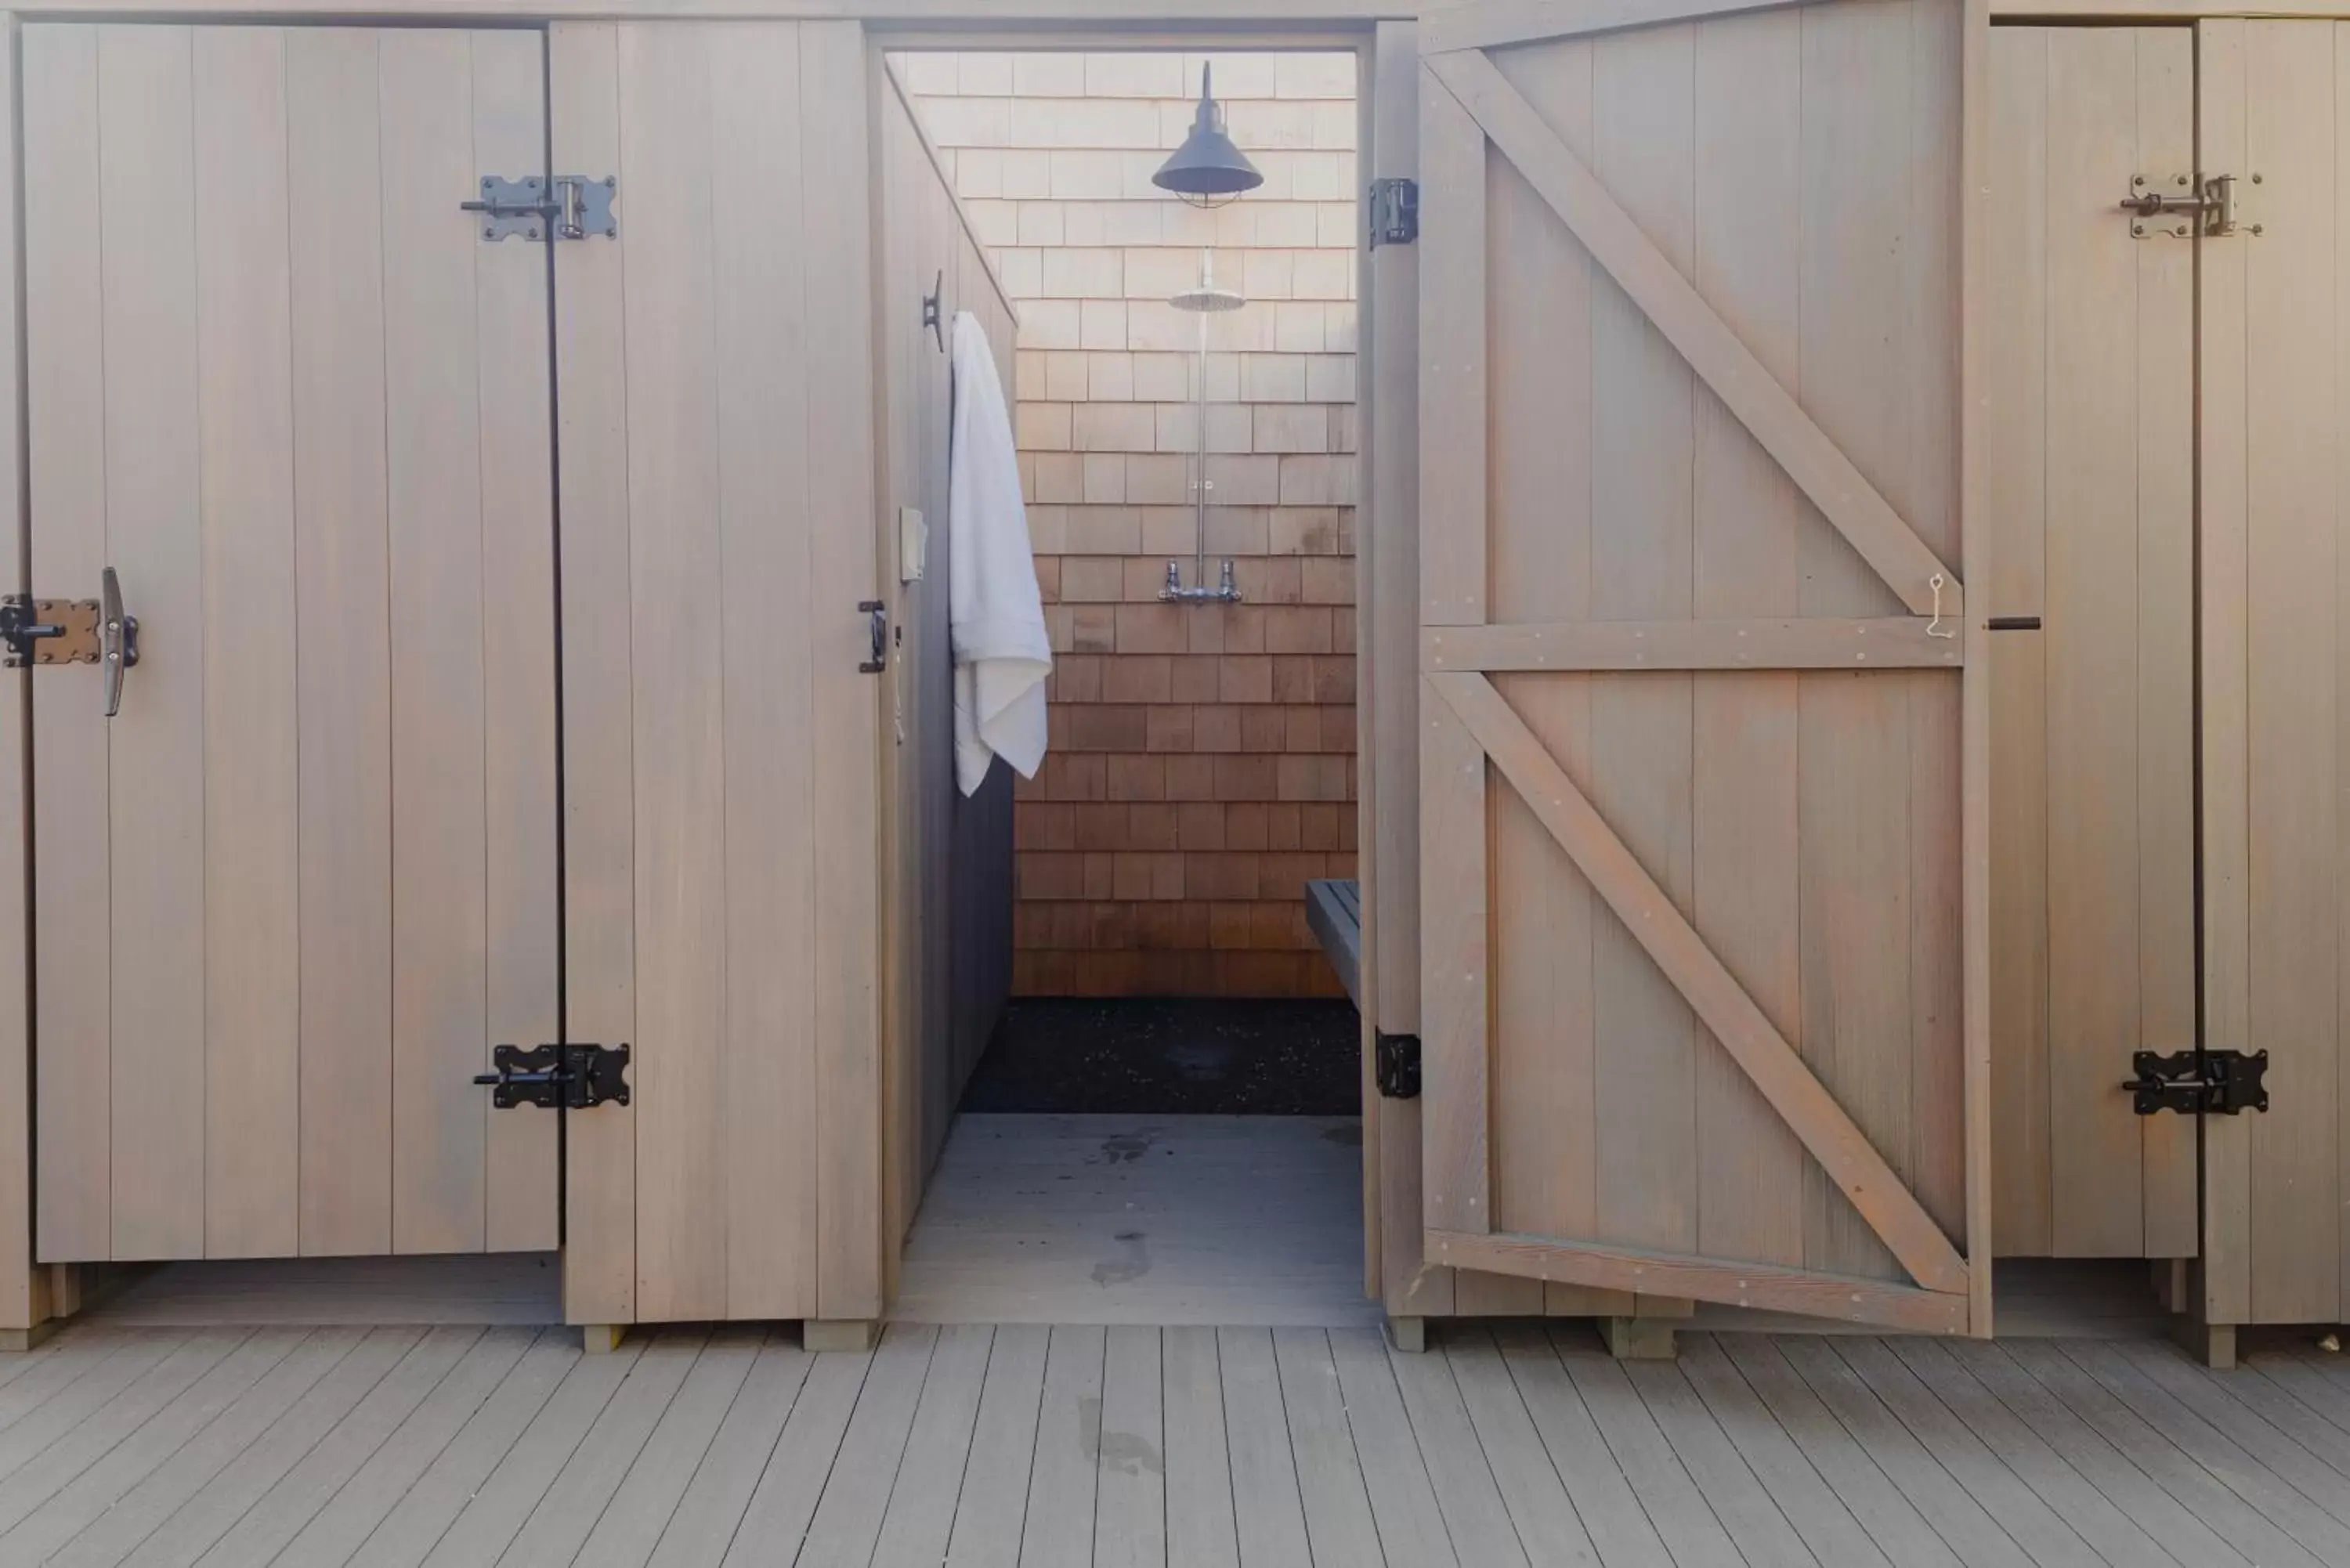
[1152,64,1262,207]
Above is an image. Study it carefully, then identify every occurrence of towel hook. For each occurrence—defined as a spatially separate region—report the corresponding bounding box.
[922,271,943,352]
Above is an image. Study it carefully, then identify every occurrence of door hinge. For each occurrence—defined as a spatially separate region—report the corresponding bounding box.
[464,175,618,242]
[474,1042,632,1110]
[1368,178,1419,248]
[1375,1031,1421,1099]
[2122,172,2254,239]
[2123,1049,2269,1116]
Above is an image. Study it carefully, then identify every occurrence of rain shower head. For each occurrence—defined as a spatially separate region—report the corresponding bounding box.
[1167,250,1246,313]
[1170,285,1246,313]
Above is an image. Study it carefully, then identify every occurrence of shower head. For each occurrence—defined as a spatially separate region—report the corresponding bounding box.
[1168,249,1246,313]
[1169,285,1246,313]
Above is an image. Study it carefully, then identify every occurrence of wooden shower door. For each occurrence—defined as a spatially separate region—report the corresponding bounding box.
[24,23,559,1262]
[1412,0,1985,1331]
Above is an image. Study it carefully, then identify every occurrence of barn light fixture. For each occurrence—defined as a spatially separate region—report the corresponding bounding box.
[1152,64,1262,208]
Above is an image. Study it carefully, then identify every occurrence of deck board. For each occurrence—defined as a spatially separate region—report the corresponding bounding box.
[13,1225,2350,1568]
[0,1317,2344,1567]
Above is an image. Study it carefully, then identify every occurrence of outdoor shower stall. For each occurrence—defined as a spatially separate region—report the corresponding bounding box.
[0,0,2340,1362]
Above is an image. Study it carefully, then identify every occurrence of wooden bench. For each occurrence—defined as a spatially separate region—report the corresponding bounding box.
[1303,878,1362,1010]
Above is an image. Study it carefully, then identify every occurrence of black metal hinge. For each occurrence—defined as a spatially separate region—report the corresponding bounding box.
[1368,178,1419,248]
[1376,1031,1421,1099]
[474,1043,632,1111]
[2123,1049,2269,1116]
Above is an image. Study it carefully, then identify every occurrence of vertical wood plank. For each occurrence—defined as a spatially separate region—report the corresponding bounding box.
[1368,19,1448,1321]
[380,27,491,1256]
[98,22,206,1260]
[1484,38,1597,1303]
[287,26,394,1259]
[2042,27,2149,1259]
[25,21,114,1263]
[2337,18,2350,1323]
[1418,63,1484,629]
[1796,0,1925,1282]
[875,80,918,1302]
[193,24,300,1259]
[1958,0,1996,1333]
[1477,39,1596,1317]
[2243,16,2341,1324]
[1985,24,2052,1260]
[471,27,560,1255]
[1690,9,1805,1270]
[551,19,637,1323]
[1419,684,1488,1237]
[802,18,883,1323]
[616,19,727,1319]
[1588,22,1698,1260]
[2194,16,2252,1331]
[713,21,818,1320]
[0,10,38,1319]
[1905,0,1969,1259]
[2131,27,2199,1260]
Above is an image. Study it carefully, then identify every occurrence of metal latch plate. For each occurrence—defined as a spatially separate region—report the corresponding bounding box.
[2124,172,2249,238]
[1369,178,1419,248]
[1375,1031,1421,1099]
[474,1042,632,1110]
[466,175,618,242]
[2123,1049,2269,1116]
[0,596,99,668]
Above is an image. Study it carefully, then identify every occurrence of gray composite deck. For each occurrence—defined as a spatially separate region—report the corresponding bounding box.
[0,1316,2346,1566]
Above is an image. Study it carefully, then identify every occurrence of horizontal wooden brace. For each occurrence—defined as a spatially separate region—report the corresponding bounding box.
[1429,1230,1971,1333]
[1423,618,1965,672]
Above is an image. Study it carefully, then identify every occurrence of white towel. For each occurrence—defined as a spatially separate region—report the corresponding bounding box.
[949,309,1053,796]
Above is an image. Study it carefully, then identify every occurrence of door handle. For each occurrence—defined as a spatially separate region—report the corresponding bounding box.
[99,568,137,717]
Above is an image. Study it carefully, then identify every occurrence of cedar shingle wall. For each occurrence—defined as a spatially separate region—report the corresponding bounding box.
[900,51,1358,998]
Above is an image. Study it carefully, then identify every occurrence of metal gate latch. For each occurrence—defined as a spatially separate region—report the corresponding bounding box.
[1,594,96,667]
[1368,178,1419,248]
[2123,1049,2269,1116]
[474,1042,632,1110]
[2123,172,2247,238]
[4,568,140,716]
[464,175,618,241]
[1375,1031,1421,1100]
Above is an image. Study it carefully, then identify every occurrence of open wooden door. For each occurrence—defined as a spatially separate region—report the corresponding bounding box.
[1412,0,1987,1331]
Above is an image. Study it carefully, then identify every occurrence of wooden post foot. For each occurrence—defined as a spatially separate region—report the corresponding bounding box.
[804,1319,880,1353]
[1603,1317,1679,1360]
[0,1321,60,1354]
[1384,1316,1427,1354]
[580,1324,626,1355]
[2171,1313,2237,1370]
